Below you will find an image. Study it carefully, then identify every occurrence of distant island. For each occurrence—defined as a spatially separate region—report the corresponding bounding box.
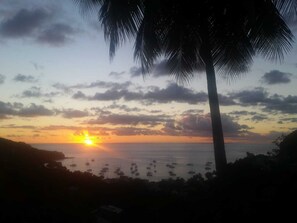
[0,131,297,222]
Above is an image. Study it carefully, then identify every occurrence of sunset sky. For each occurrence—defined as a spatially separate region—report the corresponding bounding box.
[0,0,296,144]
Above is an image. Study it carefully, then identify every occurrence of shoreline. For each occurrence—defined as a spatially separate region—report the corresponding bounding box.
[1,133,297,222]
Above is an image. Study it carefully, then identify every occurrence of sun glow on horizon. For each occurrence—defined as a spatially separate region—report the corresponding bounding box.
[77,131,99,146]
[84,138,94,145]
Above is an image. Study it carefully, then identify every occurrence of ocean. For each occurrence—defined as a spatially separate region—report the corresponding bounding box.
[32,143,275,181]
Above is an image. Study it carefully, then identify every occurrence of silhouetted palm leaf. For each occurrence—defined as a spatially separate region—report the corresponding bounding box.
[74,0,296,173]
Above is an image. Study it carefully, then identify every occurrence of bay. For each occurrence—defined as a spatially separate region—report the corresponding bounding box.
[32,143,275,181]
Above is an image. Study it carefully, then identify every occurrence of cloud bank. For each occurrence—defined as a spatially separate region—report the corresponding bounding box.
[261,70,293,84]
[0,7,78,46]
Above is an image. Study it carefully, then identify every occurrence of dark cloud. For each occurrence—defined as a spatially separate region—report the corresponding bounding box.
[20,87,42,98]
[90,107,111,116]
[228,111,258,119]
[229,87,267,105]
[218,94,237,106]
[0,74,5,84]
[40,125,82,131]
[58,109,89,119]
[265,130,291,142]
[0,7,78,46]
[230,88,297,114]
[261,70,293,84]
[40,126,111,139]
[89,89,143,101]
[0,8,50,38]
[161,120,182,136]
[162,113,252,138]
[150,110,162,113]
[73,129,110,137]
[72,91,88,100]
[1,101,54,117]
[130,60,171,78]
[279,117,297,123]
[88,113,170,126]
[0,124,36,129]
[72,82,236,106]
[17,103,54,117]
[104,103,142,113]
[86,112,252,138]
[130,66,142,77]
[182,109,204,114]
[262,95,297,114]
[70,125,162,137]
[12,102,23,109]
[77,83,209,104]
[43,99,54,103]
[37,23,76,46]
[220,114,252,136]
[112,127,161,136]
[52,83,73,94]
[250,114,269,122]
[109,71,125,78]
[71,81,132,90]
[228,110,268,122]
[148,85,234,105]
[229,111,257,116]
[91,89,128,101]
[0,101,15,119]
[152,60,171,77]
[13,74,38,83]
[17,86,60,99]
[285,95,297,103]
[67,80,236,106]
[144,83,208,104]
[55,81,132,98]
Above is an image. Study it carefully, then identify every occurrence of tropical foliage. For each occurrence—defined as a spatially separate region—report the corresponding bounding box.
[74,0,296,173]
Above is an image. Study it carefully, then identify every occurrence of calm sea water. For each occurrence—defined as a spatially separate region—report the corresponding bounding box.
[32,143,275,181]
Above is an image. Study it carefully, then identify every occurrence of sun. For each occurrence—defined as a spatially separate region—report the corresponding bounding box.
[82,131,96,146]
[84,138,94,145]
[74,130,102,146]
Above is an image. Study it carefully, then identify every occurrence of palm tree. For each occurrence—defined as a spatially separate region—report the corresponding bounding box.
[74,0,296,174]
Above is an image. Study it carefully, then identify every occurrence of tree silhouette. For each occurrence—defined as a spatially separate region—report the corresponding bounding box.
[74,0,296,173]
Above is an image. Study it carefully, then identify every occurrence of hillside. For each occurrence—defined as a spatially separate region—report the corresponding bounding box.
[0,137,65,165]
[0,132,297,223]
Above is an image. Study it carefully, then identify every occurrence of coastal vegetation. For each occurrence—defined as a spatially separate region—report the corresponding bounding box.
[1,130,297,222]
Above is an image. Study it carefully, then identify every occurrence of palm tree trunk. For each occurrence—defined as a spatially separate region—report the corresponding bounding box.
[202,45,227,174]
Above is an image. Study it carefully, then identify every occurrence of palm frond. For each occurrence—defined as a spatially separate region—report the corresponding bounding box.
[74,0,104,15]
[133,1,162,74]
[99,0,143,59]
[272,0,297,20]
[159,1,205,83]
[248,0,294,62]
[210,0,294,78]
[74,0,143,59]
[162,27,204,83]
[210,1,255,78]
[74,0,295,79]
